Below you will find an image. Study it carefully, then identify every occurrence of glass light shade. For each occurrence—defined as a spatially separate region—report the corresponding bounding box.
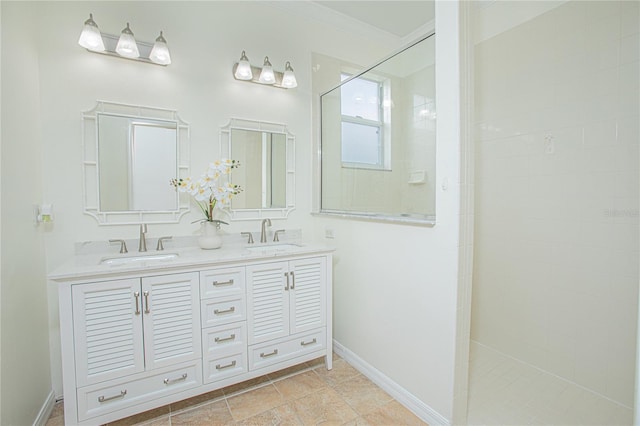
[282,61,298,88]
[116,23,140,58]
[78,14,105,52]
[258,56,275,84]
[234,51,253,80]
[149,31,171,65]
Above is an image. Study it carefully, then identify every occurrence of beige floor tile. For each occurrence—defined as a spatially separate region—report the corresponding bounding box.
[290,387,358,425]
[313,358,360,387]
[222,375,271,397]
[45,414,64,426]
[332,374,393,415]
[227,383,287,421]
[362,400,427,425]
[171,399,234,425]
[236,403,303,425]
[107,406,170,426]
[273,370,327,400]
[170,388,225,413]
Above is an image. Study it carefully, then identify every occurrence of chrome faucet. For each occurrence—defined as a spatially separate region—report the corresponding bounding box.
[260,219,272,243]
[139,224,148,252]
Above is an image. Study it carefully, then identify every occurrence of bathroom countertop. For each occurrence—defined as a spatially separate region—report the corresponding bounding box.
[49,241,335,282]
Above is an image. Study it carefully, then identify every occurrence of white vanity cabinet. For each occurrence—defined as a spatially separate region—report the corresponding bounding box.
[53,248,333,425]
[247,257,327,370]
[66,272,202,422]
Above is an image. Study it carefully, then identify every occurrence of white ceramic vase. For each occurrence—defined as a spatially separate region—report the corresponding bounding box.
[198,221,223,250]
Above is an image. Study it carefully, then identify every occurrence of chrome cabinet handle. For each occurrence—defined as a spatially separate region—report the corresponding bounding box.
[214,306,235,315]
[215,334,236,343]
[143,291,150,314]
[290,271,295,290]
[212,279,234,287]
[260,349,278,358]
[98,390,126,403]
[216,360,237,370]
[301,338,317,346]
[284,272,289,291]
[134,291,140,315]
[164,373,187,385]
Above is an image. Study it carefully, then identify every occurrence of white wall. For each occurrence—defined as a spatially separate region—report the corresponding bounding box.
[472,0,639,407]
[311,2,467,421]
[1,3,52,424]
[26,0,400,400]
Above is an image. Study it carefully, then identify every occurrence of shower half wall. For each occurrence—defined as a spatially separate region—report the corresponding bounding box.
[471,0,639,415]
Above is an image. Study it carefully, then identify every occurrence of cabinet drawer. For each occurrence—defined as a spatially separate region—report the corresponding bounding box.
[249,329,326,371]
[77,361,201,422]
[201,296,246,327]
[203,322,247,359]
[200,267,245,299]
[203,352,247,384]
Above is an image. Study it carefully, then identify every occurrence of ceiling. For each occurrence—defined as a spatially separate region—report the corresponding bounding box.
[313,1,435,38]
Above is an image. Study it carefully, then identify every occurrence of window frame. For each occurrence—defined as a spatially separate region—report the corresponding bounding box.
[339,72,391,171]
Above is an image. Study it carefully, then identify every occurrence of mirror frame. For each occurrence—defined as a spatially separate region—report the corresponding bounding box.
[82,101,190,225]
[220,118,295,220]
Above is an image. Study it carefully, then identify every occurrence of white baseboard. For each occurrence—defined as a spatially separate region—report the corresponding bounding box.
[33,389,56,426]
[333,340,450,426]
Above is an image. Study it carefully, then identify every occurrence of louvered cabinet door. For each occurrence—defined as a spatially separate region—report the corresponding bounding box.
[141,272,201,371]
[247,262,289,345]
[289,257,326,335]
[72,279,144,387]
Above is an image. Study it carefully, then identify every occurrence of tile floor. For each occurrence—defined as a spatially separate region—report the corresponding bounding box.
[467,341,633,425]
[46,354,427,425]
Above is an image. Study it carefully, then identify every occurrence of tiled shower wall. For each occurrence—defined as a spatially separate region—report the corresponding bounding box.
[472,0,639,407]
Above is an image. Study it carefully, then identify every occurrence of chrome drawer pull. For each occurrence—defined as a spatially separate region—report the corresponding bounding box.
[98,390,126,403]
[214,306,235,315]
[300,338,317,346]
[215,333,236,343]
[212,279,234,287]
[134,291,140,315]
[216,360,237,370]
[290,271,295,290]
[164,373,188,385]
[143,291,150,314]
[260,349,278,358]
[284,272,289,291]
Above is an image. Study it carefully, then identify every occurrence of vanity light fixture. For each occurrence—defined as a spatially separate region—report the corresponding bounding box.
[77,13,171,66]
[149,31,171,65]
[232,51,298,89]
[115,23,140,58]
[234,51,253,80]
[281,62,298,89]
[258,56,276,84]
[78,14,105,52]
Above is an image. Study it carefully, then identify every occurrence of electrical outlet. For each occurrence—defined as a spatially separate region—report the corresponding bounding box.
[325,229,335,239]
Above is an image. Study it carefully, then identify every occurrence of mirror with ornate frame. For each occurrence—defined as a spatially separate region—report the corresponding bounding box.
[82,101,190,225]
[220,118,295,220]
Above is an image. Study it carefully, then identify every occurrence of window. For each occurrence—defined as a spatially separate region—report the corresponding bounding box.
[340,73,389,169]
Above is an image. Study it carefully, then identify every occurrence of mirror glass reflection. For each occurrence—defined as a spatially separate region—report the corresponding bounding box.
[230,129,287,209]
[319,33,436,223]
[98,114,178,211]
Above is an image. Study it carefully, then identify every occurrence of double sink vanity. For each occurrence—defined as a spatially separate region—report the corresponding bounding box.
[50,232,334,425]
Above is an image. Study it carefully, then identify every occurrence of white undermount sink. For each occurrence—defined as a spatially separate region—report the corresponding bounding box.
[246,243,303,253]
[100,252,179,266]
